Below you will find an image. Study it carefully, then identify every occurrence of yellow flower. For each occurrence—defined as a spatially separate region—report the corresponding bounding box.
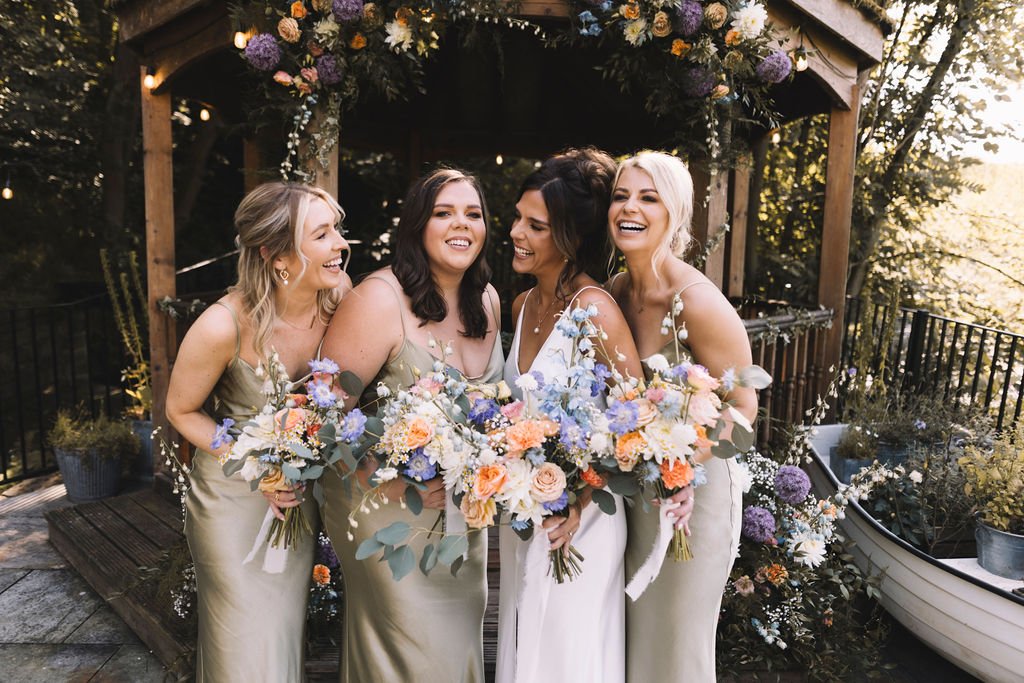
[350,33,367,49]
[651,11,672,38]
[670,39,692,58]
[725,28,742,46]
[312,0,332,11]
[258,467,289,493]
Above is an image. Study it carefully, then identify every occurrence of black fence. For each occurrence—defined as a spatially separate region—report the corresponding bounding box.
[840,297,1024,431]
[0,296,132,484]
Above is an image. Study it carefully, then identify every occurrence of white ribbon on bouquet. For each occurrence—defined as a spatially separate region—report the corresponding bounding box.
[243,507,289,574]
[624,500,678,601]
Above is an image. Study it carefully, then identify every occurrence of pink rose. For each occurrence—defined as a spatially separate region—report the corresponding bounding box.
[300,67,318,84]
[500,400,524,420]
[273,71,294,86]
[530,462,566,503]
[687,364,721,392]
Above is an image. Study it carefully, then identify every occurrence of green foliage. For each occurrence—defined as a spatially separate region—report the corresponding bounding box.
[48,410,140,461]
[101,249,151,419]
[959,421,1024,534]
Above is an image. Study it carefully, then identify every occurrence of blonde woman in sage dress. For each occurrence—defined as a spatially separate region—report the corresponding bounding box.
[319,169,503,683]
[167,182,351,682]
[607,152,758,683]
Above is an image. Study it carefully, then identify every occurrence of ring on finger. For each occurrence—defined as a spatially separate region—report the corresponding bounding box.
[275,492,280,502]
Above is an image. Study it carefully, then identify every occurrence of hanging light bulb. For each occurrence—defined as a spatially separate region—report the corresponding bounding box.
[795,48,809,72]
[2,182,12,201]
[495,154,504,166]
[143,67,156,90]
[233,31,249,49]
[770,129,782,145]
[199,108,211,122]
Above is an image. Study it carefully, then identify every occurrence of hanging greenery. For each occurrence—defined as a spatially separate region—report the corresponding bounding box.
[231,0,794,175]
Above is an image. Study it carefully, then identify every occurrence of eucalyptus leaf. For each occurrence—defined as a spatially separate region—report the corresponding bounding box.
[355,537,383,560]
[376,521,411,545]
[405,485,423,515]
[591,488,617,515]
[388,545,416,581]
[712,441,740,459]
[288,441,314,461]
[731,423,755,453]
[317,422,336,444]
[738,365,772,389]
[450,554,465,577]
[606,473,640,497]
[222,458,246,477]
[419,543,438,575]
[438,534,469,565]
[338,370,365,398]
[512,523,534,542]
[302,464,324,480]
[281,462,302,481]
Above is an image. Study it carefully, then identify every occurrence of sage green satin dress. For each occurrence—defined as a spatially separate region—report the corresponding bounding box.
[320,298,504,683]
[185,302,319,682]
[625,339,745,683]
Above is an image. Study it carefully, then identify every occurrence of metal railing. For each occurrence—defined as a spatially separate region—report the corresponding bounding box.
[0,296,130,484]
[840,297,1023,431]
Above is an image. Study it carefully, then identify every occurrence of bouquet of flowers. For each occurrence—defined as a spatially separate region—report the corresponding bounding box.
[216,354,367,555]
[351,358,502,580]
[465,304,616,582]
[597,294,770,597]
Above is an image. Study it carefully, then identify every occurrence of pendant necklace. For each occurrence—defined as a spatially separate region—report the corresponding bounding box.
[532,293,561,334]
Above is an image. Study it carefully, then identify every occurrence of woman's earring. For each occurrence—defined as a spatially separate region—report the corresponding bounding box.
[279,269,290,286]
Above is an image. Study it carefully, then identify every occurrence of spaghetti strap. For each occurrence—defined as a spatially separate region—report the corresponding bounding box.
[567,284,616,308]
[364,275,408,338]
[211,300,241,368]
[606,271,628,296]
[676,280,718,296]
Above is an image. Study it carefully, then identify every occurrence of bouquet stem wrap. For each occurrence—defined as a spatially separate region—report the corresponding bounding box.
[243,507,291,574]
[625,501,681,601]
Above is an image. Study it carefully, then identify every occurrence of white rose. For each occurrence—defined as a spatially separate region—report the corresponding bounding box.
[908,470,923,484]
[375,467,398,482]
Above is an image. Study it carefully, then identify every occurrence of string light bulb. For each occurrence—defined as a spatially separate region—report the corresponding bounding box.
[199,108,211,122]
[143,67,156,90]
[2,179,12,201]
[795,48,809,72]
[233,31,249,49]
[770,129,782,145]
[495,154,504,166]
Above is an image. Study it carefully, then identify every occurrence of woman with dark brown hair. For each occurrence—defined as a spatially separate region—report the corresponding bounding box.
[319,168,503,683]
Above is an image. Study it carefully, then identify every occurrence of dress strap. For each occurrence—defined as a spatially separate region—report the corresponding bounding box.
[566,284,616,309]
[606,271,628,297]
[676,280,718,297]
[211,300,241,368]
[364,276,408,338]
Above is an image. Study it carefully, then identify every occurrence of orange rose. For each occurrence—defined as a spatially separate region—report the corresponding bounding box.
[694,425,715,450]
[473,464,508,500]
[258,467,290,493]
[461,494,497,529]
[404,417,434,449]
[660,458,695,490]
[312,563,331,585]
[395,6,414,27]
[580,467,608,489]
[278,17,301,43]
[530,462,567,503]
[614,431,647,472]
[291,2,308,19]
[287,393,308,407]
[620,2,640,20]
[711,84,731,100]
[671,39,692,58]
[350,33,367,49]
[274,407,306,432]
[761,563,788,586]
[506,420,546,454]
[724,29,741,46]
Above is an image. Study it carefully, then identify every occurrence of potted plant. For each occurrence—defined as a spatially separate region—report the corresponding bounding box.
[101,249,153,480]
[959,423,1024,579]
[49,411,140,502]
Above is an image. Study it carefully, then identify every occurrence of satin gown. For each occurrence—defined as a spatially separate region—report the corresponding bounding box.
[320,282,504,683]
[184,302,319,682]
[625,335,744,682]
[496,287,627,683]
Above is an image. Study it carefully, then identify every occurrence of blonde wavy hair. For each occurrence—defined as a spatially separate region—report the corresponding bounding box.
[612,151,694,278]
[228,182,346,362]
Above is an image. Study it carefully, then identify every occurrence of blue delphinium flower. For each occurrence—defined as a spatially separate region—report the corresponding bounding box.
[211,418,235,449]
[774,465,811,504]
[555,316,581,338]
[309,358,340,375]
[468,398,500,425]
[591,363,612,397]
[578,10,602,37]
[914,419,927,430]
[669,362,691,382]
[511,519,531,532]
[693,463,707,487]
[340,409,367,442]
[542,491,569,512]
[606,401,639,435]
[643,461,661,483]
[309,380,336,408]
[525,448,546,467]
[403,449,436,481]
[559,416,587,451]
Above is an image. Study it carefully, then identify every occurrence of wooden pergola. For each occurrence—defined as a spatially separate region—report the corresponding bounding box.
[115,0,886,479]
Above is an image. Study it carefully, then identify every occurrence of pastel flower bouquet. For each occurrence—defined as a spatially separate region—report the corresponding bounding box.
[465,305,617,583]
[217,354,367,557]
[350,358,501,580]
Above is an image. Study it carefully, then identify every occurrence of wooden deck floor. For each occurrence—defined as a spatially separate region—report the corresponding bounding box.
[46,490,502,681]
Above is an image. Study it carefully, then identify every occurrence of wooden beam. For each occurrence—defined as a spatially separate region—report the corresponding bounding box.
[782,0,885,64]
[146,14,232,95]
[140,66,177,479]
[728,165,751,298]
[689,165,729,289]
[118,0,210,43]
[517,0,571,18]
[818,84,860,396]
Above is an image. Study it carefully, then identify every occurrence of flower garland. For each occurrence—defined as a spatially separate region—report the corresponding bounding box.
[233,1,794,176]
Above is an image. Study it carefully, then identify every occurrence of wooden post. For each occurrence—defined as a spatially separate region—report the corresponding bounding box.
[689,164,729,289]
[313,142,339,198]
[728,166,750,298]
[140,66,177,479]
[818,85,860,398]
[242,137,263,194]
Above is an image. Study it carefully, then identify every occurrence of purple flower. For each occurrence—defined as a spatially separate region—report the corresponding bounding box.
[756,50,792,84]
[211,418,235,450]
[309,380,336,408]
[675,0,703,36]
[847,367,858,377]
[773,465,811,505]
[742,505,777,543]
[606,401,639,436]
[309,358,340,375]
[243,33,281,71]
[591,363,612,397]
[403,449,436,481]
[542,491,569,512]
[315,55,343,86]
[559,416,587,451]
[332,0,363,22]
[340,409,367,442]
[914,419,927,430]
[316,532,340,568]
[468,398,500,425]
[681,67,716,97]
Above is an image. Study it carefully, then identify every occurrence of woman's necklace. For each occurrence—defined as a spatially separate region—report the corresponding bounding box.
[277,308,319,330]
[532,293,561,334]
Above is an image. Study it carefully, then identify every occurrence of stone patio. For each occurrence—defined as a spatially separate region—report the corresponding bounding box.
[0,477,168,682]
